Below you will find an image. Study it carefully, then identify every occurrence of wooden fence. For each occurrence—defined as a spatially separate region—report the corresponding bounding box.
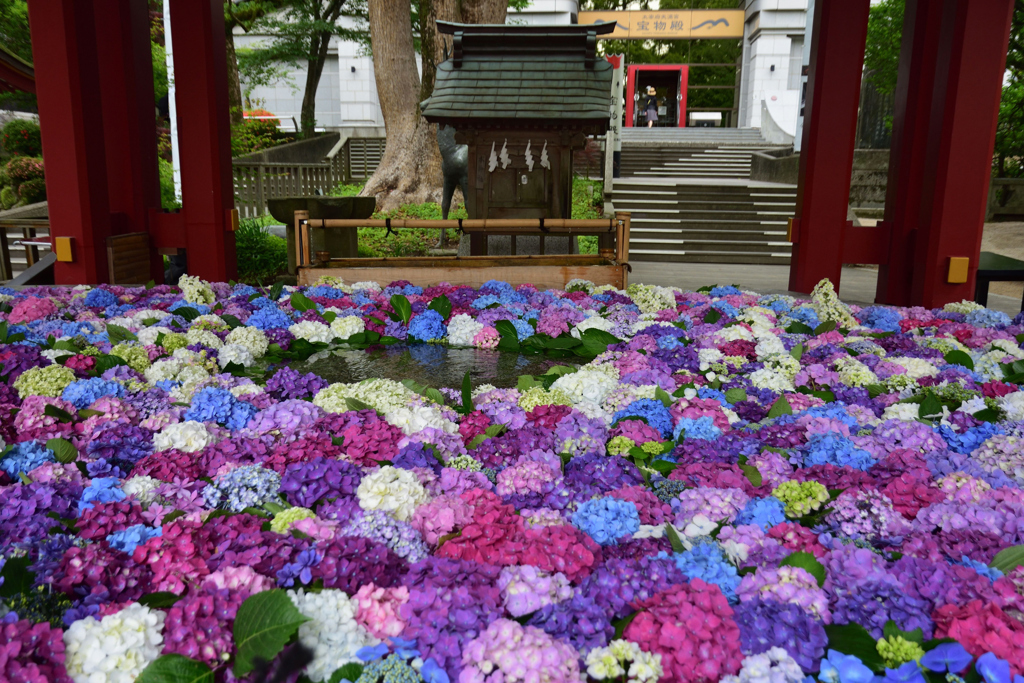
[0,219,50,281]
[232,137,386,219]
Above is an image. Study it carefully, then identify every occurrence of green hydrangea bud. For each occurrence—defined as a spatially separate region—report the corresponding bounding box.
[110,343,151,372]
[160,332,188,352]
[641,440,663,455]
[876,635,925,668]
[269,506,315,534]
[772,480,830,517]
[607,436,636,456]
[13,364,76,399]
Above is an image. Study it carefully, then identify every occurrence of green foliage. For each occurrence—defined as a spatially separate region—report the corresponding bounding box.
[232,589,310,677]
[573,176,603,254]
[6,155,42,183]
[137,654,214,683]
[2,118,41,157]
[159,158,180,210]
[996,2,1024,178]
[231,117,288,157]
[151,41,169,104]
[331,182,364,197]
[0,0,32,64]
[864,0,904,97]
[235,217,288,284]
[17,177,45,204]
[0,185,17,210]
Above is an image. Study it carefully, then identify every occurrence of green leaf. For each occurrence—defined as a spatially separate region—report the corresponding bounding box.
[811,390,836,403]
[461,371,473,415]
[161,509,186,525]
[972,408,1000,423]
[612,611,638,640]
[779,551,826,587]
[106,324,138,345]
[345,397,373,412]
[269,281,285,302]
[290,291,318,313]
[495,320,521,352]
[93,354,129,375]
[44,404,75,423]
[174,307,201,322]
[767,396,793,419]
[919,394,943,419]
[866,384,888,398]
[221,314,243,329]
[468,434,489,448]
[322,311,337,324]
[517,375,543,392]
[232,589,310,677]
[484,424,507,438]
[824,623,885,672]
[427,295,452,320]
[990,545,1024,574]
[329,663,365,683]
[814,320,837,335]
[740,463,763,487]
[786,321,814,335]
[46,438,78,464]
[544,336,582,349]
[882,620,924,645]
[655,387,674,408]
[703,308,722,324]
[78,409,103,419]
[724,388,747,404]
[139,592,184,608]
[649,459,677,475]
[665,524,686,553]
[138,654,214,683]
[390,294,412,325]
[0,555,34,598]
[628,446,650,462]
[943,349,974,370]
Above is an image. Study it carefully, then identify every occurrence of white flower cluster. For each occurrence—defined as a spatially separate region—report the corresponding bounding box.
[218,344,256,369]
[289,321,334,344]
[356,466,430,521]
[720,648,804,683]
[551,367,620,406]
[882,402,921,422]
[178,275,215,305]
[40,348,75,363]
[137,325,173,347]
[810,278,858,328]
[585,639,663,682]
[313,378,416,414]
[385,404,459,436]
[144,357,184,383]
[943,299,985,314]
[834,356,880,387]
[288,589,378,683]
[626,283,678,315]
[330,315,365,341]
[571,315,617,339]
[447,313,485,347]
[565,278,595,293]
[121,476,162,504]
[998,391,1024,421]
[231,383,265,399]
[63,603,165,683]
[890,357,939,380]
[185,328,223,349]
[226,326,269,358]
[153,420,215,453]
[350,280,382,293]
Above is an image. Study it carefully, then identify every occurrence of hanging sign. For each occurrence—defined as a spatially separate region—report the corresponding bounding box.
[578,10,745,40]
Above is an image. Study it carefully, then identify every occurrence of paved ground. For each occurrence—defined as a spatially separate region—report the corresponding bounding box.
[630,262,1023,317]
[981,221,1024,300]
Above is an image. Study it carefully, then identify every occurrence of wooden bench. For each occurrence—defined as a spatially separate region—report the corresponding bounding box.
[975,251,1024,313]
[107,232,152,285]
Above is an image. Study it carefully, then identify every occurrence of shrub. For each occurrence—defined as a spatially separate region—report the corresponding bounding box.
[158,158,179,209]
[0,186,17,210]
[2,119,41,157]
[17,177,46,205]
[235,217,288,284]
[7,156,44,184]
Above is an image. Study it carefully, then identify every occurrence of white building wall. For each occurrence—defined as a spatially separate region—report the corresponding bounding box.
[739,0,809,134]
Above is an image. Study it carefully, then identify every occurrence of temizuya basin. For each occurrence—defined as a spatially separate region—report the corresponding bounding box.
[269,196,376,273]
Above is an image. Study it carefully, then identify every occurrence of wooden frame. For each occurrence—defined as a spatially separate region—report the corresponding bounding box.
[106,232,151,284]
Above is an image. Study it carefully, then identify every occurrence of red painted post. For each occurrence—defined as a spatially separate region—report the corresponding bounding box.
[94,0,164,282]
[28,0,112,284]
[168,0,237,282]
[787,0,870,294]
[908,0,1013,308]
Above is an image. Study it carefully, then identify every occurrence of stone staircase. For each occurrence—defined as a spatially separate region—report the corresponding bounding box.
[612,128,797,264]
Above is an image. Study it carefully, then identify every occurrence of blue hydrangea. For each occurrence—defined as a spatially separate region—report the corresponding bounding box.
[169,299,211,315]
[798,404,862,430]
[305,285,347,299]
[803,432,874,471]
[673,415,723,441]
[408,310,447,342]
[184,387,259,431]
[939,422,1005,454]
[735,497,787,531]
[510,319,534,341]
[203,464,281,512]
[106,524,163,555]
[249,296,279,310]
[61,378,125,410]
[83,288,119,308]
[1,441,56,478]
[105,303,134,319]
[232,283,258,298]
[759,298,792,314]
[696,386,729,403]
[658,335,681,350]
[571,497,640,546]
[788,306,820,328]
[660,542,741,602]
[155,380,180,393]
[522,309,540,321]
[79,477,128,512]
[857,306,902,333]
[958,555,1003,582]
[471,294,502,309]
[614,398,674,439]
[710,285,742,297]
[676,313,694,328]
[711,301,739,318]
[965,308,1012,328]
[60,321,107,343]
[246,307,292,330]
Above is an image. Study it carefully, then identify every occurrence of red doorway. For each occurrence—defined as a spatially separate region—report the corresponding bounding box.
[626,64,689,127]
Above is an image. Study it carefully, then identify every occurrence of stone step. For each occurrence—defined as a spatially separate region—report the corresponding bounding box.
[630,236,791,253]
[630,251,792,264]
[631,228,788,241]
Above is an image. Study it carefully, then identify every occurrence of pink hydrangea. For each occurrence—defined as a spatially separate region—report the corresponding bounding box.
[473,326,499,349]
[495,459,561,497]
[353,583,409,638]
[672,486,750,526]
[13,395,77,442]
[460,618,583,683]
[624,580,743,683]
[608,484,672,525]
[8,296,57,323]
[933,600,1024,674]
[496,565,572,616]
[411,494,475,545]
[766,522,827,558]
[736,566,832,622]
[203,565,273,593]
[0,618,71,683]
[162,583,250,667]
[670,397,732,431]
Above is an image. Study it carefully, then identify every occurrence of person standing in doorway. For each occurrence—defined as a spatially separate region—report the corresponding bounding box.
[644,86,659,128]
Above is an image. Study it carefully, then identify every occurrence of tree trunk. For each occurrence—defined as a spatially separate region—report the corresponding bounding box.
[300,31,331,138]
[226,33,245,127]
[362,0,443,209]
[460,0,507,25]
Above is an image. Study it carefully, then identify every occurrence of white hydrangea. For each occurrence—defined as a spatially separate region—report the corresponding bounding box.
[144,358,183,384]
[350,280,383,293]
[313,378,416,414]
[178,275,215,305]
[288,589,378,682]
[385,404,459,436]
[176,365,212,388]
[754,335,787,359]
[565,278,595,293]
[944,299,985,314]
[991,339,1024,359]
[997,392,1024,421]
[748,367,795,393]
[551,367,619,405]
[230,383,264,399]
[153,421,215,453]
[890,357,939,380]
[217,343,254,369]
[571,315,617,339]
[131,309,167,324]
[447,313,485,347]
[882,402,920,422]
[137,326,173,347]
[586,639,663,682]
[40,348,74,363]
[225,326,269,358]
[106,317,136,330]
[356,466,430,521]
[976,350,1014,381]
[720,648,804,683]
[330,315,365,341]
[63,603,165,683]
[698,347,724,370]
[121,476,162,504]
[626,283,678,314]
[289,320,334,344]
[835,357,880,387]
[631,320,676,335]
[185,328,223,349]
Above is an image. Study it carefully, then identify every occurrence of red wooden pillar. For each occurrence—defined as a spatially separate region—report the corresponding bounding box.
[787,0,870,294]
[94,0,164,282]
[168,0,237,281]
[29,0,111,285]
[880,0,1012,308]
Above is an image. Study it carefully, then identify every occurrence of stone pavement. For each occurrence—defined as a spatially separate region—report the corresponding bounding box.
[630,262,1023,317]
